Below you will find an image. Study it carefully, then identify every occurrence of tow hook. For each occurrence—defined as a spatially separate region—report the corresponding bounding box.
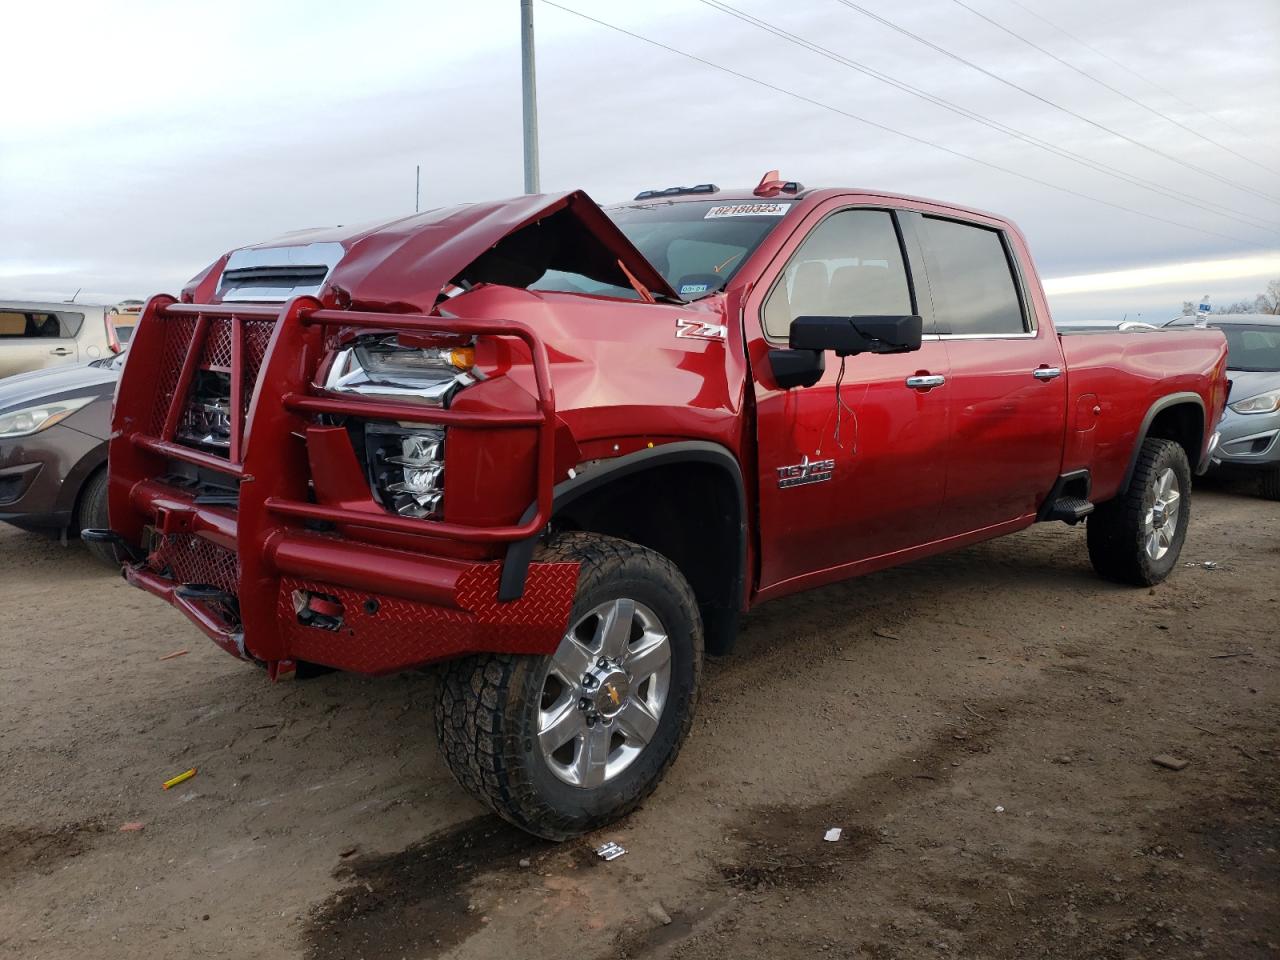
[291,589,344,631]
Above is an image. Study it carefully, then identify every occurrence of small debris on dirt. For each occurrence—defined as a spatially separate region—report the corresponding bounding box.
[994,805,1006,813]
[119,822,145,833]
[646,901,673,925]
[162,768,197,790]
[1151,754,1189,771]
[518,857,532,868]
[872,628,902,641]
[338,846,357,859]
[1052,755,1073,764]
[1184,560,1221,570]
[595,841,627,861]
[158,649,188,661]
[824,828,843,842]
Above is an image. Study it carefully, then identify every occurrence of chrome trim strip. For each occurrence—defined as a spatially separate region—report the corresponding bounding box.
[938,331,1039,340]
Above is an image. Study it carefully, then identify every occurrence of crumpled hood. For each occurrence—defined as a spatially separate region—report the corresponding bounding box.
[0,362,117,413]
[200,190,680,311]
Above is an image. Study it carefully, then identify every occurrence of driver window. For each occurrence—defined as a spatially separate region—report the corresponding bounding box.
[763,210,912,340]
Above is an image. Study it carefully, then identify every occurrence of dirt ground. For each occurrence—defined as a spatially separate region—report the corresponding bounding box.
[1,476,1276,960]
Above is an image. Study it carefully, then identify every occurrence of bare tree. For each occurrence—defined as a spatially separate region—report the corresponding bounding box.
[1211,279,1280,315]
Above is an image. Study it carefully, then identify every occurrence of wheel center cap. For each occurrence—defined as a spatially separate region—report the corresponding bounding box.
[587,667,630,718]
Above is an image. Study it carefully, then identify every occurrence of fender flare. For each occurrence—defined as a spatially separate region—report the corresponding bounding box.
[499,440,748,612]
[1120,392,1205,494]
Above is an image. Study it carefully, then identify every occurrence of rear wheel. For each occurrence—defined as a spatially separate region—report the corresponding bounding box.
[435,533,703,839]
[1087,438,1191,586]
[77,468,118,568]
[1261,468,1280,501]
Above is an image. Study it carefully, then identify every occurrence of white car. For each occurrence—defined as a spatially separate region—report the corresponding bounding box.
[0,300,127,379]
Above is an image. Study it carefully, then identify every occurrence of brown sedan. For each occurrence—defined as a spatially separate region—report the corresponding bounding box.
[0,354,121,564]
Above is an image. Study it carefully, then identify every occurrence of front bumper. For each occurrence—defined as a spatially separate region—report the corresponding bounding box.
[1208,409,1280,471]
[108,297,572,677]
[0,425,105,530]
[122,479,579,675]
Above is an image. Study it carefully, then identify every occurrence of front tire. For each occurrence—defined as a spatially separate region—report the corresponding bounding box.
[435,533,703,840]
[1086,437,1192,586]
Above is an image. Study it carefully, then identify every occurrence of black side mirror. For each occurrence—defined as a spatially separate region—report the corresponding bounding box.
[789,314,923,357]
[767,347,825,389]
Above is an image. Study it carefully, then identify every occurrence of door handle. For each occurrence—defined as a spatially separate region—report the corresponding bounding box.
[1032,366,1062,381]
[905,374,946,389]
[50,347,73,356]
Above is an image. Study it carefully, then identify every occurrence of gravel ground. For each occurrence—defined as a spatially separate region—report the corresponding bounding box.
[0,477,1276,960]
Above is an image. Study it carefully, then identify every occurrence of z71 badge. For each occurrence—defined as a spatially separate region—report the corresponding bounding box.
[674,318,727,342]
[777,455,835,488]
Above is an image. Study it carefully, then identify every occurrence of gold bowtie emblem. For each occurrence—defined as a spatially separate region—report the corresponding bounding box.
[606,684,621,706]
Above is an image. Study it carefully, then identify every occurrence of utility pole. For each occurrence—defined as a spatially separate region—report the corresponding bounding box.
[520,0,541,194]
[415,164,421,213]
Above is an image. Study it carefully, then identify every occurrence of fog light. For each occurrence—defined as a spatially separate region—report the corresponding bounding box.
[367,427,446,519]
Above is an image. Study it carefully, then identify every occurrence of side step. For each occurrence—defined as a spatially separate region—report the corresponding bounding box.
[1044,496,1094,524]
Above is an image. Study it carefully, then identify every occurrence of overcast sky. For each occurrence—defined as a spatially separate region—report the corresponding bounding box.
[2,0,1277,323]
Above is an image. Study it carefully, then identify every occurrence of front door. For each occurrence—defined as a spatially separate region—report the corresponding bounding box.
[748,206,950,594]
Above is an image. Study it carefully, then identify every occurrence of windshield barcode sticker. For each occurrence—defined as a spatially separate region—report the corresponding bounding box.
[704,203,791,219]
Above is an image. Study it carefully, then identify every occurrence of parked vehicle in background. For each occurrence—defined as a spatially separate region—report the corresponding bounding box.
[109,300,145,317]
[0,300,126,379]
[109,299,145,346]
[1165,313,1280,499]
[0,353,122,563]
[100,177,1228,839]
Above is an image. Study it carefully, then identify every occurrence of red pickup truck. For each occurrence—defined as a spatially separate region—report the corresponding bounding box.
[98,175,1228,838]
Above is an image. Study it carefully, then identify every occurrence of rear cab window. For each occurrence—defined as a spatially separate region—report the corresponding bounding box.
[919,216,1028,336]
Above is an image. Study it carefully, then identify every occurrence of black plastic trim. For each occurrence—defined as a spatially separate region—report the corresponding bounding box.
[1036,468,1091,522]
[1120,392,1206,493]
[499,441,749,632]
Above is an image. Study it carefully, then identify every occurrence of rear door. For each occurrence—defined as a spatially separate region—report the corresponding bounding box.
[915,214,1068,534]
[747,203,950,592]
[0,309,82,377]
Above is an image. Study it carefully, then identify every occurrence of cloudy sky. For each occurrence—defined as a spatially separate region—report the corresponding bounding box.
[2,0,1277,323]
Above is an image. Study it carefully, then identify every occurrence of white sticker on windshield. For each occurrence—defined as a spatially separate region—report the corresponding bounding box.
[703,202,791,219]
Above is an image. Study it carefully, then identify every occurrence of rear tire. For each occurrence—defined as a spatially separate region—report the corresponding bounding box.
[1261,468,1280,501]
[77,468,118,568]
[435,532,703,840]
[1086,438,1191,586]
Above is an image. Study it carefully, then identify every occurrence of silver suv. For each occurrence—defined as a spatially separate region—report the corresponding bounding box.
[1166,313,1280,499]
[0,300,128,380]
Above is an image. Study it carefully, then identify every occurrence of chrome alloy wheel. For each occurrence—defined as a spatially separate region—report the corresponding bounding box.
[537,599,672,788]
[1143,467,1182,561]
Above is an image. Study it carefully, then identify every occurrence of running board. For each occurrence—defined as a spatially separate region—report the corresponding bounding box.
[1044,496,1094,524]
[1036,469,1093,525]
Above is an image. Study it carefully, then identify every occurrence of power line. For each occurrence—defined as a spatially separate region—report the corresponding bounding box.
[698,0,1278,235]
[536,1,1267,250]
[950,0,1280,205]
[995,0,1280,178]
[1004,0,1273,156]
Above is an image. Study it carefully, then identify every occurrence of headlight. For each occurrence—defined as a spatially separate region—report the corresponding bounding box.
[325,335,476,405]
[1229,388,1280,415]
[0,396,95,438]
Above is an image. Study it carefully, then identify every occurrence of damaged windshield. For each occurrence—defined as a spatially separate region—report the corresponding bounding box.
[528,199,792,301]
